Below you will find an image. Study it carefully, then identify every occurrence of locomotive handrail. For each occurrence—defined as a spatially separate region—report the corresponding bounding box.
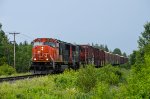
[50,55,55,69]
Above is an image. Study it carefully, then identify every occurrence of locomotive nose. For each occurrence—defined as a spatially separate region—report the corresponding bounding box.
[41,46,44,51]
[37,46,45,53]
[32,45,50,61]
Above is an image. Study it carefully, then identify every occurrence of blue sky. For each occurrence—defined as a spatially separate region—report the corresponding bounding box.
[0,0,150,55]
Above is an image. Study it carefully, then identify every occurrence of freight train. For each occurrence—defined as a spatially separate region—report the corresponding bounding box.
[30,38,128,74]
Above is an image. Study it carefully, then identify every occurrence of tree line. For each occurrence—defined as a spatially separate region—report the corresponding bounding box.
[91,43,127,57]
[0,23,32,73]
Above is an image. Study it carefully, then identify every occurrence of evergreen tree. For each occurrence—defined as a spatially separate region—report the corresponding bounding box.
[92,43,94,47]
[23,40,28,45]
[95,44,99,49]
[0,23,12,66]
[104,45,109,52]
[16,43,32,72]
[99,44,104,50]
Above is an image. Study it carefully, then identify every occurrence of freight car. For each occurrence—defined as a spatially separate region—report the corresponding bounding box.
[30,38,128,74]
[79,45,105,67]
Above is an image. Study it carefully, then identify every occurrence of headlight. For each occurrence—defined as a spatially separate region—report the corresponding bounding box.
[34,58,36,61]
[41,47,44,51]
[46,58,49,61]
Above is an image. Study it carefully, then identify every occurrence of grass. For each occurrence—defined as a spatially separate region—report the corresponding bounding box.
[0,64,149,98]
[0,71,79,99]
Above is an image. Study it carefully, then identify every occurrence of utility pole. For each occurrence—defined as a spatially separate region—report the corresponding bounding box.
[9,33,20,69]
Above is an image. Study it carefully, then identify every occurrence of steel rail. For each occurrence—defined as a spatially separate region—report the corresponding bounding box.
[0,74,45,83]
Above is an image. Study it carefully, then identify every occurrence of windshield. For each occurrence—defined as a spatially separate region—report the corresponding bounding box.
[33,42,43,47]
[44,42,56,47]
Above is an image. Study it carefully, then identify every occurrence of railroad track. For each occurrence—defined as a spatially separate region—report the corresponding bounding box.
[0,74,45,83]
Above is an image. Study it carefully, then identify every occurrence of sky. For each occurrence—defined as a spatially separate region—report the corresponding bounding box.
[0,0,150,55]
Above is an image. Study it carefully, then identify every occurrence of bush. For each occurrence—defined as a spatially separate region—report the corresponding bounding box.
[119,63,131,69]
[96,64,122,85]
[0,57,7,66]
[0,64,16,76]
[93,82,111,98]
[113,54,150,98]
[76,65,97,93]
[54,69,77,89]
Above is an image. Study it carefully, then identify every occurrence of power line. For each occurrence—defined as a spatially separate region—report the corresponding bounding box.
[9,32,20,69]
[21,33,34,39]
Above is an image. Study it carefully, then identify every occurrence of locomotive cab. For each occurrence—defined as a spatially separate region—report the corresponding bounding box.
[30,38,58,74]
[32,41,57,62]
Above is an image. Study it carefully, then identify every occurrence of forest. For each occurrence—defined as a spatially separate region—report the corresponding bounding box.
[0,22,150,98]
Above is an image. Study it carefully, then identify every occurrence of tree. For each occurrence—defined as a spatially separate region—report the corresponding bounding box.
[0,23,2,30]
[122,52,127,57]
[104,45,109,52]
[129,50,137,65]
[94,43,99,49]
[129,22,150,69]
[138,22,150,49]
[0,23,33,72]
[23,40,28,45]
[113,48,122,55]
[16,43,32,72]
[132,22,150,66]
[99,44,104,50]
[92,43,94,47]
[0,23,12,66]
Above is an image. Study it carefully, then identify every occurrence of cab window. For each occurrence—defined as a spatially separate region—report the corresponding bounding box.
[44,42,56,47]
[33,42,43,47]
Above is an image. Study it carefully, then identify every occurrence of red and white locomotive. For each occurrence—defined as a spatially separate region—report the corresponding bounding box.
[30,38,128,74]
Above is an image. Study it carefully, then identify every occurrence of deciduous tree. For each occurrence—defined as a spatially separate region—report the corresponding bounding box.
[113,48,122,55]
[138,22,150,49]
